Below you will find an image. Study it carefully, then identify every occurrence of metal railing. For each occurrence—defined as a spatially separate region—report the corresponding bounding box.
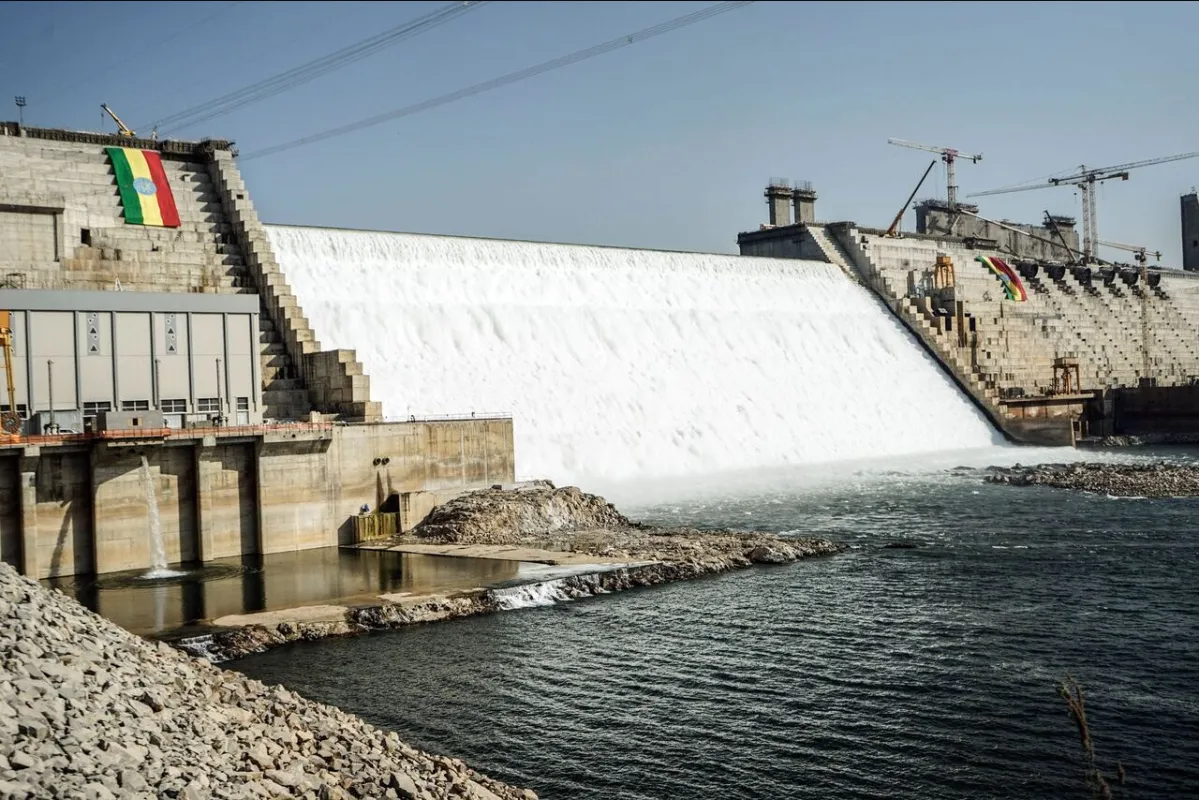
[377,412,512,424]
[2,421,334,447]
[0,413,519,447]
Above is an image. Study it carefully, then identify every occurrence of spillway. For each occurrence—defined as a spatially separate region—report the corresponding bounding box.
[267,226,1003,485]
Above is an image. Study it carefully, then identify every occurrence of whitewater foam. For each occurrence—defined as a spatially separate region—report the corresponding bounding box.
[268,226,1004,484]
[491,579,572,611]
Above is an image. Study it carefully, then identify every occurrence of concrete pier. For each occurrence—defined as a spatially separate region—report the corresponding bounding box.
[0,418,514,580]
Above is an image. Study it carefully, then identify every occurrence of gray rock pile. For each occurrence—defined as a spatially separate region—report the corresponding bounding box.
[0,561,533,800]
[527,525,840,573]
[985,461,1199,497]
[414,481,632,545]
[410,481,842,570]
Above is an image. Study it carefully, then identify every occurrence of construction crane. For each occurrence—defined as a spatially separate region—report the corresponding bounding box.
[887,138,983,209]
[1098,239,1161,266]
[100,103,136,138]
[885,160,938,237]
[0,312,21,437]
[968,150,1199,263]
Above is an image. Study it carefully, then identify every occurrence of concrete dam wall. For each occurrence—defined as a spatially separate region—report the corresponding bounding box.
[267,226,1002,486]
[0,125,516,578]
[739,207,1199,444]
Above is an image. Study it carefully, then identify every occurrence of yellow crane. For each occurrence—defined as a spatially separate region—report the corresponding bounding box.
[0,312,21,437]
[100,103,136,138]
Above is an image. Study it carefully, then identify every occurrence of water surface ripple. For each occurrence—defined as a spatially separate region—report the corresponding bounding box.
[237,465,1199,799]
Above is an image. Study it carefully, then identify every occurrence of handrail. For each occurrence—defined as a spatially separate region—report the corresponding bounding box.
[0,415,515,447]
[0,421,334,447]
[379,412,512,424]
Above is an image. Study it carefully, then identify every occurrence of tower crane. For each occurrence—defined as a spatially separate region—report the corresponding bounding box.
[968,150,1199,263]
[1097,239,1161,266]
[887,138,983,209]
[100,104,136,138]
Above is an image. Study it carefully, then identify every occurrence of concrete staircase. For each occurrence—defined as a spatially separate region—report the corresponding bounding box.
[0,145,252,294]
[206,150,381,422]
[806,225,859,281]
[1,130,381,423]
[822,224,1010,429]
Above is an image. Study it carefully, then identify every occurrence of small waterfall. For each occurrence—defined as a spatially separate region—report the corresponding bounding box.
[137,456,184,580]
[491,579,572,610]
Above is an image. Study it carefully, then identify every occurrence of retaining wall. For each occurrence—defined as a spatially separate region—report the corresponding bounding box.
[0,418,514,580]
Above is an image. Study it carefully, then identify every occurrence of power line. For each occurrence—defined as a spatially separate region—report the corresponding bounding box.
[151,1,490,135]
[241,0,755,162]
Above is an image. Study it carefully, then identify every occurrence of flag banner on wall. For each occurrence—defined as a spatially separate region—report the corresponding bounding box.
[105,147,181,228]
[975,256,1028,302]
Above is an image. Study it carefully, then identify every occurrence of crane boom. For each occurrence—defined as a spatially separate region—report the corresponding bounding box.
[100,104,136,138]
[1097,239,1161,262]
[887,138,982,209]
[968,149,1199,262]
[885,160,938,237]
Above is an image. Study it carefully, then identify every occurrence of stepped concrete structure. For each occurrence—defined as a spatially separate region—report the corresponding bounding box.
[0,124,514,579]
[740,183,1199,445]
[913,199,1081,264]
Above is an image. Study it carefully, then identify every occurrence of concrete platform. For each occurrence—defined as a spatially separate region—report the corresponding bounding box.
[205,547,654,633]
[358,542,637,568]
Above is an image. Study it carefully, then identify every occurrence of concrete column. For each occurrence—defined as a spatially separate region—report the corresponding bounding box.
[765,184,792,227]
[18,451,38,578]
[793,186,818,224]
[195,440,258,561]
[195,439,216,562]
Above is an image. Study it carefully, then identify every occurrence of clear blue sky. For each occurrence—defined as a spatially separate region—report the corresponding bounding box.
[3,1,1198,264]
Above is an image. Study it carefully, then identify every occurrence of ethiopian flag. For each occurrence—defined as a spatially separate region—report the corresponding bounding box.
[975,256,1028,302]
[105,147,181,228]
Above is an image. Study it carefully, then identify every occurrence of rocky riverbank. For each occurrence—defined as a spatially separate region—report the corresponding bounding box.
[985,462,1199,497]
[0,562,534,800]
[191,482,843,663]
[1079,432,1199,448]
[410,481,838,567]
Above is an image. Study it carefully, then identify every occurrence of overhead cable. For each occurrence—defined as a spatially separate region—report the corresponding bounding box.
[150,1,490,135]
[240,1,755,162]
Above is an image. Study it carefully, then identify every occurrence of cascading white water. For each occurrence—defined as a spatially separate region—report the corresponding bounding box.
[137,456,184,580]
[267,226,1004,486]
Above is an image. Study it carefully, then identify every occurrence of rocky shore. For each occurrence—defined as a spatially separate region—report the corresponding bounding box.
[0,561,534,800]
[1080,432,1199,448]
[193,482,843,663]
[985,461,1199,497]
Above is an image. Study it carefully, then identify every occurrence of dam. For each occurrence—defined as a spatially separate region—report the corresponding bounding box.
[267,225,1001,486]
[0,124,514,580]
[3,122,1195,581]
[738,182,1199,445]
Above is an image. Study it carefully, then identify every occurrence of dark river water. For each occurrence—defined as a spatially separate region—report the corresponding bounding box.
[235,449,1199,799]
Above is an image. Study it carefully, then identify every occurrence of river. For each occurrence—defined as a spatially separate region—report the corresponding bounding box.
[234,453,1199,799]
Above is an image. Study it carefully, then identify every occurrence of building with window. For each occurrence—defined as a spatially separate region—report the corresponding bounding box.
[0,289,262,433]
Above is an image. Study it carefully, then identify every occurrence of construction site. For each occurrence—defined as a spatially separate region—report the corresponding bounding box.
[0,113,514,582]
[2,110,1198,581]
[738,138,1199,445]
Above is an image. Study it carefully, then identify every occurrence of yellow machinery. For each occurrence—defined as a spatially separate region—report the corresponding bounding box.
[0,312,20,437]
[100,103,136,138]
